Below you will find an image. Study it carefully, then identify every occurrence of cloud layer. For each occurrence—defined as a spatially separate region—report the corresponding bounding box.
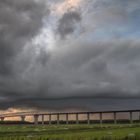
[0,0,140,110]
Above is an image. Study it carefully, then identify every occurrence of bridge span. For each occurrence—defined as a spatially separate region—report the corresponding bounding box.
[0,109,140,125]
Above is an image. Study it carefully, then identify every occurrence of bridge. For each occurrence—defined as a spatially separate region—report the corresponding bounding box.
[0,109,140,125]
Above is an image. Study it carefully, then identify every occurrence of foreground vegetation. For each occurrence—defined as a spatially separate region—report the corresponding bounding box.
[0,124,140,140]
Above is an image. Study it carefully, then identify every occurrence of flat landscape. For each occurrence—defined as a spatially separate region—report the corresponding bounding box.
[0,124,140,140]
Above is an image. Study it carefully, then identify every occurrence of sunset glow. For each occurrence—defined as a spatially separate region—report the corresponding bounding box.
[52,0,82,14]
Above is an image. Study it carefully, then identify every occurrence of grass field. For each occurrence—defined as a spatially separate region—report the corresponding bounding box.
[0,124,140,140]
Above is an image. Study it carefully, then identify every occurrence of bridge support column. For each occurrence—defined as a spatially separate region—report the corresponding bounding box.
[130,112,133,124]
[66,114,69,124]
[21,116,26,122]
[100,113,103,124]
[0,117,4,121]
[87,113,90,124]
[76,113,79,124]
[57,114,60,125]
[114,112,117,124]
[42,115,44,125]
[34,115,39,125]
[49,114,51,125]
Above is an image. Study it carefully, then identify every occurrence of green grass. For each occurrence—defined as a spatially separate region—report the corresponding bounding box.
[0,124,140,140]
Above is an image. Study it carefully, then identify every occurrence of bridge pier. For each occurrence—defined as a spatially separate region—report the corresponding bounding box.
[0,117,4,121]
[66,113,69,124]
[76,113,79,124]
[42,115,44,125]
[21,116,26,122]
[57,114,59,125]
[87,113,90,124]
[130,112,133,124]
[114,112,117,124]
[34,115,39,125]
[49,114,51,125]
[100,113,103,124]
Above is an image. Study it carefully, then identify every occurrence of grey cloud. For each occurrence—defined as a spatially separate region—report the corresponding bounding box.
[1,38,140,110]
[45,39,140,99]
[36,48,51,66]
[81,0,140,35]
[0,0,49,75]
[57,10,81,38]
[0,0,140,110]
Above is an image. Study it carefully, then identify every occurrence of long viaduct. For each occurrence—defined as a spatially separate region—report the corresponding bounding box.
[0,110,140,125]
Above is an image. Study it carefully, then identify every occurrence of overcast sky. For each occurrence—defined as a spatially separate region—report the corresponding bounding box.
[0,0,140,111]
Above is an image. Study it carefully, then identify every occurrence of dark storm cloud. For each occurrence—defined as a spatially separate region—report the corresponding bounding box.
[2,39,139,108]
[0,0,140,110]
[45,39,140,99]
[57,10,81,38]
[0,0,49,75]
[0,98,140,112]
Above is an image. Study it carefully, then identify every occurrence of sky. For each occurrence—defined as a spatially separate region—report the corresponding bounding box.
[0,0,140,113]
